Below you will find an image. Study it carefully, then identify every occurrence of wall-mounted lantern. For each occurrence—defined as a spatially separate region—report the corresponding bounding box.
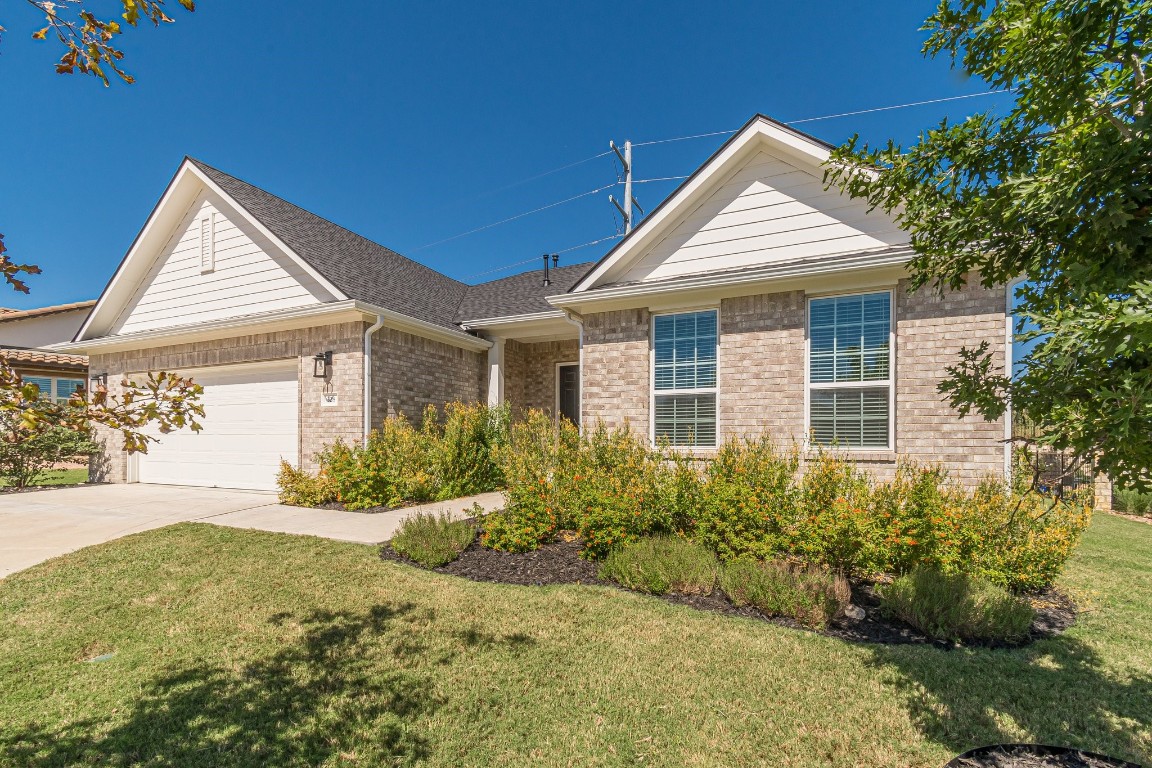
[313,351,332,378]
[91,372,108,391]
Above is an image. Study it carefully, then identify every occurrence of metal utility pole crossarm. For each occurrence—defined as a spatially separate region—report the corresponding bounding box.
[609,140,643,234]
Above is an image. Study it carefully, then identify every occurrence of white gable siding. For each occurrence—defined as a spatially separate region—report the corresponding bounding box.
[111,193,333,334]
[618,151,908,284]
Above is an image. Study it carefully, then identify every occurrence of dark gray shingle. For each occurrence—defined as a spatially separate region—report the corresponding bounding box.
[189,158,469,329]
[455,262,593,322]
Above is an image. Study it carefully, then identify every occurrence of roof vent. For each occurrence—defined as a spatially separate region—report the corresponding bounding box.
[543,253,558,287]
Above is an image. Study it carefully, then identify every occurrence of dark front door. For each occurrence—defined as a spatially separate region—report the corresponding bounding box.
[557,363,580,427]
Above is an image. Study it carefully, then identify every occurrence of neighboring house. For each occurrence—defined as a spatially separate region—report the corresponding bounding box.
[63,115,1017,493]
[0,301,93,405]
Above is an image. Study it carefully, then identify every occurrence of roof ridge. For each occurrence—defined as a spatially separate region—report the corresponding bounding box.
[186,157,468,291]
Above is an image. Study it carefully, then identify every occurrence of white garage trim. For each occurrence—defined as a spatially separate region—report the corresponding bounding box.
[130,359,299,492]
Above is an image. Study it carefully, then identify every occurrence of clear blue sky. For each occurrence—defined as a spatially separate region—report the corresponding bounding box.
[0,1,1015,309]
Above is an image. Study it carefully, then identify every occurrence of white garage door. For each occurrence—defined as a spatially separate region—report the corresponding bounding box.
[136,360,299,491]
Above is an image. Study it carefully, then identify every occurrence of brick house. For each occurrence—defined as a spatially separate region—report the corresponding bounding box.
[62,115,1021,492]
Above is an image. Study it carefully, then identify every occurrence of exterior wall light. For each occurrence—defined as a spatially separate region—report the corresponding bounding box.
[313,351,332,378]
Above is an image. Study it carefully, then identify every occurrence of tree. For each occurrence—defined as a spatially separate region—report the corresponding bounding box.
[0,0,202,462]
[826,0,1152,490]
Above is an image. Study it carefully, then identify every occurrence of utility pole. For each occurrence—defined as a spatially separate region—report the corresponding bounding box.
[609,140,644,234]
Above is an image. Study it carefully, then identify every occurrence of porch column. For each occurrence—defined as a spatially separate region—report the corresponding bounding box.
[487,337,505,407]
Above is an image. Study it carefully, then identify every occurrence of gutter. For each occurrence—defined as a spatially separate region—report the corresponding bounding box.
[363,314,386,446]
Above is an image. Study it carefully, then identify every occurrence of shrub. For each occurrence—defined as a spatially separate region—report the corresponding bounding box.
[390,511,476,567]
[791,452,874,573]
[719,558,851,630]
[0,412,98,489]
[695,437,800,561]
[598,536,718,595]
[878,567,1035,643]
[276,460,336,506]
[300,403,511,511]
[1114,486,1152,517]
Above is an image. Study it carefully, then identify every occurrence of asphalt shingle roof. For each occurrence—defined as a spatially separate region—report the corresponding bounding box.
[189,158,594,330]
[454,262,593,322]
[189,159,470,329]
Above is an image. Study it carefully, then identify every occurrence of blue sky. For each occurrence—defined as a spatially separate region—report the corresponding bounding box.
[0,1,1016,309]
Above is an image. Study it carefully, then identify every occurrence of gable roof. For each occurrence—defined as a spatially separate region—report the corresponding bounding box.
[0,300,95,324]
[456,262,592,322]
[187,159,470,329]
[566,114,899,294]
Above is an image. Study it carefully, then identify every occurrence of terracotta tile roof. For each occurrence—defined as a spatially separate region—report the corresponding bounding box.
[0,300,96,324]
[0,347,88,367]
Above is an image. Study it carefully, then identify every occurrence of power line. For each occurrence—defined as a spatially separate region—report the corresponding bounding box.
[631,90,1014,147]
[462,234,624,281]
[633,175,690,184]
[472,149,615,198]
[414,182,620,251]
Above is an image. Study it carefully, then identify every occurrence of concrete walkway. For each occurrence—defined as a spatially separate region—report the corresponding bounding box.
[0,484,504,578]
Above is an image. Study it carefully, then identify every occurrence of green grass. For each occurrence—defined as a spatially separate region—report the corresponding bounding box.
[0,467,88,489]
[0,514,1149,767]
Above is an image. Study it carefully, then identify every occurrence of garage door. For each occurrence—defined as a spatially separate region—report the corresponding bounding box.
[136,360,299,491]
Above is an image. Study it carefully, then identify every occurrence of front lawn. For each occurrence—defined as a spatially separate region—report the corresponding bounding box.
[0,514,1148,767]
[0,466,88,489]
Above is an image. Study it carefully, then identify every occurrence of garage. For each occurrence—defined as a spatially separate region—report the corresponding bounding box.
[134,360,299,491]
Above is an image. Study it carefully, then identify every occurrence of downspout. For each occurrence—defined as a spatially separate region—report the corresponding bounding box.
[363,314,386,447]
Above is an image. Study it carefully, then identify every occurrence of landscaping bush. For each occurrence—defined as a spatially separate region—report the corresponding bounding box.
[878,567,1035,643]
[0,411,99,489]
[695,436,800,561]
[275,460,336,507]
[1114,486,1152,517]
[719,558,850,630]
[288,403,510,511]
[485,412,701,556]
[390,511,476,567]
[598,536,718,595]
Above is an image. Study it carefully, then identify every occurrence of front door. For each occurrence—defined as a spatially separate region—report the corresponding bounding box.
[557,363,580,427]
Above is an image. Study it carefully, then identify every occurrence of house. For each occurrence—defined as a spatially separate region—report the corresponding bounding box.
[0,301,93,405]
[63,115,1017,493]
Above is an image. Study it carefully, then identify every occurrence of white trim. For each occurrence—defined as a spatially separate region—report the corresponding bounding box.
[1003,278,1027,479]
[77,160,349,342]
[571,116,853,293]
[554,361,580,426]
[649,306,720,449]
[550,249,912,312]
[61,300,491,355]
[803,288,895,452]
[459,310,566,328]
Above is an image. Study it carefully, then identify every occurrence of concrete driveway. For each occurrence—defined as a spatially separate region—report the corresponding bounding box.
[0,483,503,578]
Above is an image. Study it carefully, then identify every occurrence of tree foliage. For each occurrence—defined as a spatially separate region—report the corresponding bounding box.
[826,0,1152,490]
[0,0,201,463]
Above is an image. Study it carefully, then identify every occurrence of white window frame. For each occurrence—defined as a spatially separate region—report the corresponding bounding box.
[23,375,87,406]
[554,360,580,426]
[649,306,720,449]
[804,288,895,452]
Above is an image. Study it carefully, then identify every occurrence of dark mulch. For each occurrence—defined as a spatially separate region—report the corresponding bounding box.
[317,500,406,514]
[379,528,1077,648]
[945,744,1143,768]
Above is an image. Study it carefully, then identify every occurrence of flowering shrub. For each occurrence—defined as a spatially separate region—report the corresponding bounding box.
[276,459,336,507]
[279,403,509,511]
[483,411,699,557]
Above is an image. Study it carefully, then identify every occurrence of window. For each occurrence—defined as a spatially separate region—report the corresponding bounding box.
[653,309,717,447]
[22,376,86,405]
[808,292,892,448]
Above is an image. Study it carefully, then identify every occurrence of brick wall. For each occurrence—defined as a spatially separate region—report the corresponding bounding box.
[370,326,485,427]
[504,338,579,416]
[894,277,1007,484]
[581,308,650,437]
[719,290,807,446]
[87,321,366,480]
[577,281,1010,487]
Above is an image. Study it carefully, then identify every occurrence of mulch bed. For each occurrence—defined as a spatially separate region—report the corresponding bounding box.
[379,528,1078,649]
[944,744,1142,767]
[0,482,93,495]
